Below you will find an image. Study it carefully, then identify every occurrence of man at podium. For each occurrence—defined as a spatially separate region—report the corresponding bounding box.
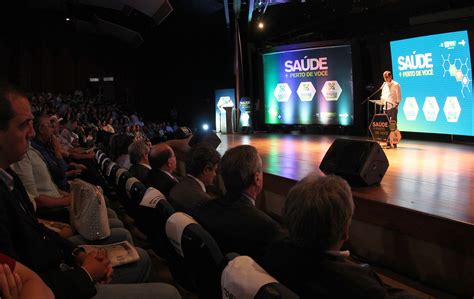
[381,70,402,122]
[381,70,402,148]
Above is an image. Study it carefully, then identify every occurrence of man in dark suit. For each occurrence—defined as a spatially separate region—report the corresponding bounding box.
[128,139,152,184]
[147,143,179,198]
[262,174,417,299]
[169,144,220,214]
[0,84,181,299]
[194,145,285,263]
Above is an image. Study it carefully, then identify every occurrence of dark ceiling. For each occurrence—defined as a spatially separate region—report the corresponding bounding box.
[2,0,474,48]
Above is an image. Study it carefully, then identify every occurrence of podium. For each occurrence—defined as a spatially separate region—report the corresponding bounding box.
[223,106,234,134]
[369,99,385,114]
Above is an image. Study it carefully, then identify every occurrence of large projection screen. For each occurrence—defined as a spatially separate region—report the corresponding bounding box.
[263,44,354,125]
[390,30,474,136]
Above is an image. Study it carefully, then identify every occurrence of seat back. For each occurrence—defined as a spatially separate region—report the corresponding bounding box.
[166,212,225,299]
[222,254,300,299]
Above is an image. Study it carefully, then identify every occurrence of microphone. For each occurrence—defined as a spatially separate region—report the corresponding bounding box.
[379,82,386,90]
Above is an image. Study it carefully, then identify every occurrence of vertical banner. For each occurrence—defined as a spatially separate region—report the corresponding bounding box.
[215,89,236,133]
[239,97,252,129]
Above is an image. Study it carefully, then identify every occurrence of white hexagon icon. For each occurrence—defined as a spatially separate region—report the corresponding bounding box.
[443,96,461,122]
[321,80,342,101]
[403,97,419,121]
[296,81,316,102]
[422,97,439,122]
[273,83,292,102]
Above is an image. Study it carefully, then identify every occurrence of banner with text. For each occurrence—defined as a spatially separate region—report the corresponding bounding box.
[263,44,354,125]
[390,30,473,136]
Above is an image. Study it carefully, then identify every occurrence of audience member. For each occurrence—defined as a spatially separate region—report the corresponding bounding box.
[169,143,220,214]
[263,174,418,299]
[194,145,285,262]
[128,139,152,184]
[0,83,181,299]
[147,143,179,198]
[0,252,54,299]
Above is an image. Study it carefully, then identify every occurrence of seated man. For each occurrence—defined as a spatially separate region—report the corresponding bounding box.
[147,143,179,198]
[0,84,181,299]
[169,143,220,214]
[263,174,418,299]
[194,145,285,263]
[128,139,151,184]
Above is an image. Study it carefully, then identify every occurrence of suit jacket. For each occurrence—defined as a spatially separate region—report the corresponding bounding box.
[169,176,216,214]
[128,163,151,185]
[194,192,286,263]
[147,169,178,198]
[263,239,417,299]
[0,168,96,299]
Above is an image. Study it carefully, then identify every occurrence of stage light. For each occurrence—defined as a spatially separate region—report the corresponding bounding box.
[202,124,209,131]
[65,17,70,21]
[258,21,264,29]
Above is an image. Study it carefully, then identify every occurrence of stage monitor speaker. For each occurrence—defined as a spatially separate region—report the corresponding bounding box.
[175,127,193,139]
[319,139,389,186]
[189,131,221,149]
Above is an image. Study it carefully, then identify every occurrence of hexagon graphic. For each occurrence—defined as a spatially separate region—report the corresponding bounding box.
[403,97,419,121]
[455,70,463,81]
[448,64,457,76]
[443,96,461,122]
[422,97,439,122]
[273,83,292,102]
[321,80,342,101]
[296,81,316,102]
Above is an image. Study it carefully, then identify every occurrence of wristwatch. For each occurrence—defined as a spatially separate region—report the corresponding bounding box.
[72,247,86,258]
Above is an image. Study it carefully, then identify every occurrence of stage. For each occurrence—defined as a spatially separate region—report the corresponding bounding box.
[216,132,474,223]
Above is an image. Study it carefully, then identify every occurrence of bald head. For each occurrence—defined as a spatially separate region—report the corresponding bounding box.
[149,143,176,172]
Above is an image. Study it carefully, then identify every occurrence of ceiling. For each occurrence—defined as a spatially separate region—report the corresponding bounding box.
[2,0,474,47]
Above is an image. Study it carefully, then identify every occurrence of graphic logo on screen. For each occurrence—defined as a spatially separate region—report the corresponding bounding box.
[322,80,342,101]
[422,97,439,122]
[391,30,473,136]
[443,96,461,122]
[441,55,471,97]
[284,57,328,78]
[297,82,316,101]
[403,97,419,121]
[273,83,292,102]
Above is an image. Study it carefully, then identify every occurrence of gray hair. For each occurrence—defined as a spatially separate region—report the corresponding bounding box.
[220,145,262,193]
[128,139,150,165]
[285,174,354,251]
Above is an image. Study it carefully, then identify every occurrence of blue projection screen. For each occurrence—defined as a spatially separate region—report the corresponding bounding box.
[390,30,474,136]
[263,44,354,125]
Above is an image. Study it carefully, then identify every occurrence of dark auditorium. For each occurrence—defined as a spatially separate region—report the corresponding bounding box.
[0,1,473,298]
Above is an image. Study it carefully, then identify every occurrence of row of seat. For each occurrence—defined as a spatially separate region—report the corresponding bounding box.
[94,150,300,299]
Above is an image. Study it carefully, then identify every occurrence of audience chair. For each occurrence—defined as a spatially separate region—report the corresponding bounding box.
[101,157,112,174]
[166,212,226,299]
[222,253,300,299]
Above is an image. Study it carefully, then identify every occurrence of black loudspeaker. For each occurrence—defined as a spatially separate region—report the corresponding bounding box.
[189,131,222,149]
[175,127,193,139]
[319,139,389,186]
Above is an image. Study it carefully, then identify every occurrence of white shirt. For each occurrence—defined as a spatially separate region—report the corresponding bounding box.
[381,80,401,108]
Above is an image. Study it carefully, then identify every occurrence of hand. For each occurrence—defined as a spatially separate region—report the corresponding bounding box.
[95,249,113,284]
[80,251,111,283]
[70,162,87,171]
[66,169,82,178]
[0,264,22,299]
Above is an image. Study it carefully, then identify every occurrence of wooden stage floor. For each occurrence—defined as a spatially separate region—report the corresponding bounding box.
[216,132,474,225]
